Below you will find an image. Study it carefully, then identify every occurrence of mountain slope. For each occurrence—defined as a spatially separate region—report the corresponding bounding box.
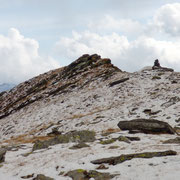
[0,54,180,180]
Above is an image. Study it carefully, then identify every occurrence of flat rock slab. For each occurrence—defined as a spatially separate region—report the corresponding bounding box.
[109,78,129,87]
[118,119,176,134]
[91,150,177,165]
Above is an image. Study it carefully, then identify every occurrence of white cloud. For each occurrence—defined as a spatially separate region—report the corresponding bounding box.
[55,31,129,60]
[55,31,180,72]
[152,3,180,36]
[0,28,60,84]
[88,15,143,37]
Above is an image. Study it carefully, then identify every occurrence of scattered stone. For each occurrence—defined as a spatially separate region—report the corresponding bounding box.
[21,174,34,179]
[118,119,176,134]
[69,143,90,149]
[143,109,161,115]
[33,130,96,151]
[0,148,6,163]
[100,139,116,145]
[109,78,129,87]
[117,136,131,143]
[32,140,49,151]
[58,171,65,176]
[125,136,140,141]
[96,164,109,170]
[99,135,139,145]
[163,137,180,144]
[47,127,62,136]
[91,150,177,165]
[175,118,180,123]
[152,76,161,80]
[108,146,119,149]
[171,80,178,84]
[161,96,180,108]
[65,169,117,180]
[33,174,54,180]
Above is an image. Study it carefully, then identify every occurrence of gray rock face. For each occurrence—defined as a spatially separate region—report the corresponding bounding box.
[118,119,176,134]
[0,148,6,163]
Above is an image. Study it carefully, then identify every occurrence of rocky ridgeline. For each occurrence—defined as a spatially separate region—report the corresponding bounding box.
[0,54,120,119]
[0,55,180,179]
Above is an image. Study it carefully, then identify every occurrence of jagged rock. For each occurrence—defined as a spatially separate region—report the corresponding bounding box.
[91,150,177,165]
[65,169,117,180]
[33,174,54,180]
[109,77,129,87]
[33,130,96,151]
[163,137,180,144]
[0,148,6,163]
[117,119,176,134]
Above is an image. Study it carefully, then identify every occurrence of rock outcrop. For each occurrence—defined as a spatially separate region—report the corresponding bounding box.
[0,54,120,119]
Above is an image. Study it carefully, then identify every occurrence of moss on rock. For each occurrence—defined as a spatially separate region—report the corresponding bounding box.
[33,130,96,151]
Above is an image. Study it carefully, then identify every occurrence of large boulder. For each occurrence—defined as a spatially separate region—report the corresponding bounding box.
[117,119,176,134]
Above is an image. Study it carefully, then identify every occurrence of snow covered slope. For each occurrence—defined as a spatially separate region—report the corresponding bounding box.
[0,54,180,180]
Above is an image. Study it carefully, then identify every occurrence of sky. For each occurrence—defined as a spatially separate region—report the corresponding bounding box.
[1,0,180,84]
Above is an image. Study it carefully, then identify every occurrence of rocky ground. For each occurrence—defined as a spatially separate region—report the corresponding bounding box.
[0,54,180,180]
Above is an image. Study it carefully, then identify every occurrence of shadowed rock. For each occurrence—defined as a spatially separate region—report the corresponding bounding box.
[118,119,176,134]
[91,150,177,165]
[109,78,129,87]
[0,148,6,163]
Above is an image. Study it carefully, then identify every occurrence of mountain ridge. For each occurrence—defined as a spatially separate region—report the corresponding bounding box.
[0,54,180,180]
